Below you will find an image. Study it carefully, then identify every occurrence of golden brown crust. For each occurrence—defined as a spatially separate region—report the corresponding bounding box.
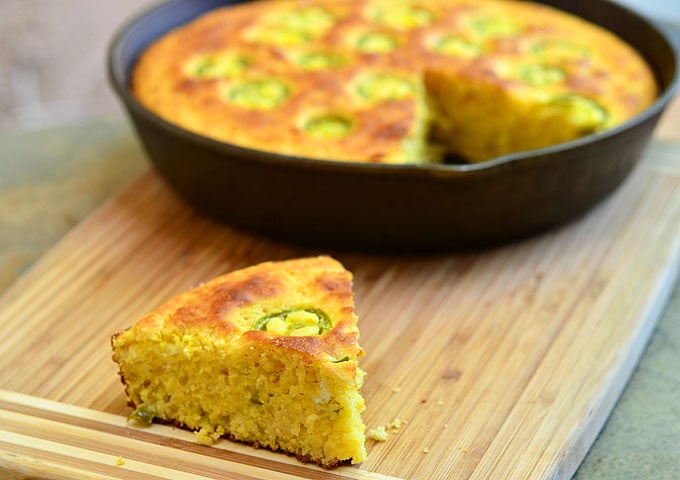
[113,256,363,361]
[132,0,657,163]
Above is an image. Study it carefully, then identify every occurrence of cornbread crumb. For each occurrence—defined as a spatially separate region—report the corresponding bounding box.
[391,386,401,394]
[194,428,217,446]
[423,448,430,453]
[436,400,444,406]
[387,417,404,432]
[116,456,125,466]
[368,425,389,442]
[368,417,405,442]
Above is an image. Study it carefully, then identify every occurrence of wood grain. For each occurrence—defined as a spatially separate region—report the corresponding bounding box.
[0,141,678,479]
[0,389,393,480]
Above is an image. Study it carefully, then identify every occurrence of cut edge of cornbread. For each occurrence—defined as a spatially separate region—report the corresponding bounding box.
[111,256,367,468]
[423,68,607,162]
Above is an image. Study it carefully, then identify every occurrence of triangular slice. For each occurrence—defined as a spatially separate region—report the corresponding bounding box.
[111,256,367,467]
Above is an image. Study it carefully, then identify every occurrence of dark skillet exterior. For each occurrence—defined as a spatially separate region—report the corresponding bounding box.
[108,0,679,251]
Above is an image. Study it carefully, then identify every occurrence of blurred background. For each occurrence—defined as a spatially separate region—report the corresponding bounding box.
[1,0,152,133]
[1,0,679,134]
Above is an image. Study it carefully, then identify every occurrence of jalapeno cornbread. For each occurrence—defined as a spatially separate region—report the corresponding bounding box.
[111,256,367,467]
[132,0,657,163]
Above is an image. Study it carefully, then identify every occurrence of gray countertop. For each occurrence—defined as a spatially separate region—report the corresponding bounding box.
[0,116,679,479]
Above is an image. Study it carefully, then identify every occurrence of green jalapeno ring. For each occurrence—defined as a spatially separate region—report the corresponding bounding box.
[253,308,332,335]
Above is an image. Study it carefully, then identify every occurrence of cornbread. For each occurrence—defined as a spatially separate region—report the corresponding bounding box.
[111,256,367,467]
[132,0,657,163]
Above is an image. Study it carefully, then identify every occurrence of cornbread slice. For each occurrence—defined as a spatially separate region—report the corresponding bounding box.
[131,0,657,163]
[111,256,367,467]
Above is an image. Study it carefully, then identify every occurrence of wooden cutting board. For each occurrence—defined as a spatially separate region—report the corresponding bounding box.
[1,141,679,480]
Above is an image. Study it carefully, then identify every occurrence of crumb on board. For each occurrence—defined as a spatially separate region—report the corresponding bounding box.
[116,456,125,466]
[367,425,389,442]
[436,400,445,406]
[368,417,406,442]
[194,427,218,446]
[391,386,401,393]
[387,417,404,431]
[423,448,430,453]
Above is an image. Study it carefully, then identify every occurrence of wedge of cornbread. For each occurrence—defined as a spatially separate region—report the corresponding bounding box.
[132,0,657,163]
[111,256,367,467]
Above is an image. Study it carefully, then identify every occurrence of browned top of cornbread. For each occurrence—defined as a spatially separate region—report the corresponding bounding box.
[115,256,363,361]
[132,0,657,163]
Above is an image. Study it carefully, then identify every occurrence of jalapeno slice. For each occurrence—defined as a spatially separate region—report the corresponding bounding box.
[356,73,416,103]
[253,308,332,336]
[128,404,156,426]
[227,79,289,110]
[356,31,398,54]
[433,36,483,58]
[303,113,355,139]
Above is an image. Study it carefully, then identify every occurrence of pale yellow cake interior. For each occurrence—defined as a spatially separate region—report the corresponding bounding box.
[113,324,366,465]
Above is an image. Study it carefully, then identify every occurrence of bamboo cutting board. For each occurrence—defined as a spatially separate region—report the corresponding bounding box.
[1,141,679,479]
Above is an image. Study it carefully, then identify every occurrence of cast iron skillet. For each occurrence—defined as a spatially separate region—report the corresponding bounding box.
[108,0,679,250]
